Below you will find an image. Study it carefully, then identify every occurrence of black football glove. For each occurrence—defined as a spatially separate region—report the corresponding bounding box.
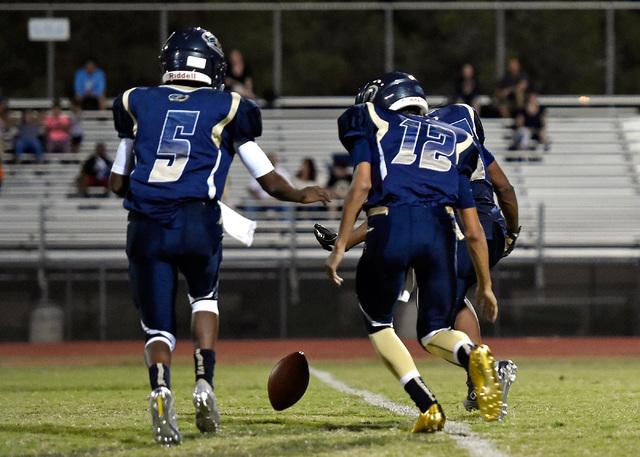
[503,226,521,258]
[313,223,337,251]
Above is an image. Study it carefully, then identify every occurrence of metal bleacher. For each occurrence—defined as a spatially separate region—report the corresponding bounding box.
[1,104,640,271]
[494,107,640,254]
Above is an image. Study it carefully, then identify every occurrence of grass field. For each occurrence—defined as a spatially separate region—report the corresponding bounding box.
[1,351,639,457]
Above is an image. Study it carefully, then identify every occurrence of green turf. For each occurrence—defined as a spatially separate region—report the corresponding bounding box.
[1,357,639,456]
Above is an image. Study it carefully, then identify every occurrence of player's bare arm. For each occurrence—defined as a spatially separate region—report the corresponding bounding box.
[325,161,371,286]
[488,160,518,233]
[257,170,330,205]
[109,172,129,198]
[488,160,521,256]
[457,206,498,322]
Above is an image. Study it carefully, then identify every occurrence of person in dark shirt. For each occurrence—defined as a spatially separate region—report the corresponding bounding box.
[453,63,481,113]
[494,58,529,118]
[224,49,256,99]
[77,142,112,196]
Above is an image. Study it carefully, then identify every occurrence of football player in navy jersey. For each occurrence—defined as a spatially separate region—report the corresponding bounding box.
[316,95,520,419]
[431,104,520,415]
[109,27,329,446]
[325,72,503,433]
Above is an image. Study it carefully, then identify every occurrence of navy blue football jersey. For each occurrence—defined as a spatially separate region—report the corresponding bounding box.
[428,104,506,237]
[113,85,261,222]
[338,102,479,211]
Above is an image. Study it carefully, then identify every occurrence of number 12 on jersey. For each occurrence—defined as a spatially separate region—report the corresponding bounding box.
[391,119,457,172]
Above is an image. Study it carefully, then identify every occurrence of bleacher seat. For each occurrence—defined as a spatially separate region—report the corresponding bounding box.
[1,105,639,268]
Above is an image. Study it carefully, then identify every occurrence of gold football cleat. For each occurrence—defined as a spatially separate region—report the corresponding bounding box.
[469,345,503,422]
[411,403,446,433]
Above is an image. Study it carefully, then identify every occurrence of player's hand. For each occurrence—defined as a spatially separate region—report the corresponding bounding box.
[503,226,521,257]
[476,287,498,323]
[314,223,337,251]
[325,248,345,286]
[300,186,330,206]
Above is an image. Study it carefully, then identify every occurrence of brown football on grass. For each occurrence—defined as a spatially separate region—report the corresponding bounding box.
[267,351,309,411]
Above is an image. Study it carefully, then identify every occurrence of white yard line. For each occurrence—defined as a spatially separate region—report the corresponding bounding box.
[310,367,510,457]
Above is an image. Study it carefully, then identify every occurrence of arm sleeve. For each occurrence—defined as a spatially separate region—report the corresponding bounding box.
[482,145,495,168]
[338,105,373,165]
[230,97,262,142]
[457,174,475,209]
[112,93,135,139]
[111,138,135,175]
[235,141,274,179]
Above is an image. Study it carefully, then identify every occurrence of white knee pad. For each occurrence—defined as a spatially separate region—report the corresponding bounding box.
[189,291,219,315]
[141,321,176,352]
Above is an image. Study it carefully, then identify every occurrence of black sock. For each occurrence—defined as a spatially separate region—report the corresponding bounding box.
[149,363,171,390]
[404,377,437,413]
[466,373,475,396]
[457,343,476,371]
[194,348,215,388]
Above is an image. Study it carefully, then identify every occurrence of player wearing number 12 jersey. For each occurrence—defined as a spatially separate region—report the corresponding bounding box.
[109,27,328,446]
[325,72,503,432]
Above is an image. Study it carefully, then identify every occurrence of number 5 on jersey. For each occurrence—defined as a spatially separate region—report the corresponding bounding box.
[149,110,200,183]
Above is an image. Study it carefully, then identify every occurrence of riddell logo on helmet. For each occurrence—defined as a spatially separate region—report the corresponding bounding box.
[168,71,198,80]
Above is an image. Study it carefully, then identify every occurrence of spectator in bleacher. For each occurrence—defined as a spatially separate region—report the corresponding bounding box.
[510,91,549,157]
[453,63,481,113]
[69,99,84,153]
[493,58,529,118]
[326,154,353,200]
[44,102,71,153]
[225,49,256,100]
[14,109,44,164]
[77,141,112,197]
[292,157,324,189]
[74,59,106,110]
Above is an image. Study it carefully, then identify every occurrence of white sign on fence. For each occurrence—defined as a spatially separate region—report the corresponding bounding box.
[28,18,70,41]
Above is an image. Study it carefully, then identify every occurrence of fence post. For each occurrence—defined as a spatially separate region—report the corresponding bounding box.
[495,7,506,82]
[605,8,615,95]
[99,265,107,340]
[384,7,394,73]
[37,202,49,302]
[535,202,545,292]
[273,9,283,97]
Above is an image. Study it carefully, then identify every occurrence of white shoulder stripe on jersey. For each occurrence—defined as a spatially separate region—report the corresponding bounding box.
[365,102,389,143]
[122,87,138,136]
[455,131,474,164]
[454,103,478,138]
[211,92,241,149]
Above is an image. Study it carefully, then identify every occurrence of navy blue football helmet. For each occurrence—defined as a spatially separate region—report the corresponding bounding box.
[355,72,429,115]
[160,27,227,89]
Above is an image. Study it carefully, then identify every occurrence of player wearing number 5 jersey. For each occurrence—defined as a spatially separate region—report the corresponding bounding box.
[110,27,329,446]
[325,72,502,432]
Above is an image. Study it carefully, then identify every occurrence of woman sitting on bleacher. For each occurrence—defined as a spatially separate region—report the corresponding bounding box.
[44,102,71,154]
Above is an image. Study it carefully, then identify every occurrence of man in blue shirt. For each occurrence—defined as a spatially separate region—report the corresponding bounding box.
[325,72,503,433]
[109,27,329,446]
[74,59,106,110]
